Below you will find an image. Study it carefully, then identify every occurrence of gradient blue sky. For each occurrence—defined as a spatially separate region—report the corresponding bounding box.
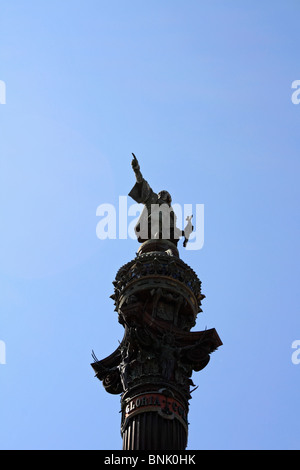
[1,1,300,450]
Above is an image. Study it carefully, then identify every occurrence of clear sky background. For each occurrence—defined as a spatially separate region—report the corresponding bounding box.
[0,1,300,450]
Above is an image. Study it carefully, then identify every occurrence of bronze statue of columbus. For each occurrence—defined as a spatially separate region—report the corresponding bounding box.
[128,153,193,247]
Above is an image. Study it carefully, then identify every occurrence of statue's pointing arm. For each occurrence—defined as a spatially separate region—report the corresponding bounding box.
[131,153,143,184]
[129,153,155,205]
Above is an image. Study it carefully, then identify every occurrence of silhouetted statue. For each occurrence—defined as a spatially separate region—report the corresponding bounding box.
[128,153,193,247]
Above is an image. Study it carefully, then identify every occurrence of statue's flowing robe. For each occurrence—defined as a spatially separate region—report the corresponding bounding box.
[128,179,182,243]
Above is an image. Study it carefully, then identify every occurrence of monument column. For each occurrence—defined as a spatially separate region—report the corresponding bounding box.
[91,155,222,450]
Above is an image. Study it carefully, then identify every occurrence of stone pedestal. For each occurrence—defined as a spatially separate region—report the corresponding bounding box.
[91,240,222,450]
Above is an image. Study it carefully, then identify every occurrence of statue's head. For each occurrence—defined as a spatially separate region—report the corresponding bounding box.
[158,190,172,206]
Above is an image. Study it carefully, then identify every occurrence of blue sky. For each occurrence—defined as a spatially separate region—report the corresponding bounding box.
[0,1,300,450]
